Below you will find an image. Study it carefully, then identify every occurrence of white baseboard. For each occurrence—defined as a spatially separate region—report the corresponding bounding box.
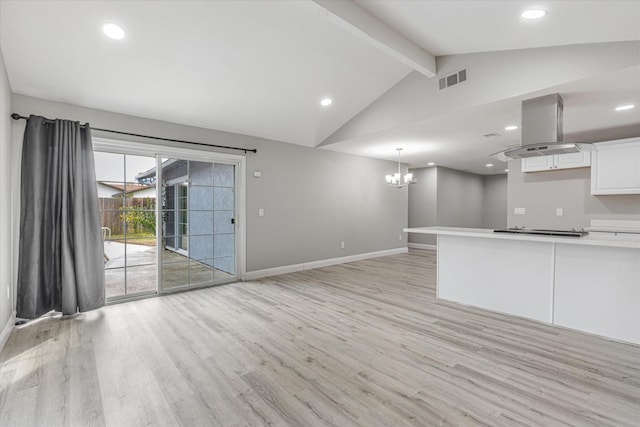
[244,263,304,280]
[408,243,437,251]
[245,247,408,281]
[0,311,16,354]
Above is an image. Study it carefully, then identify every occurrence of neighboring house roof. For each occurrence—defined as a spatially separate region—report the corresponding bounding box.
[135,158,180,181]
[97,181,155,196]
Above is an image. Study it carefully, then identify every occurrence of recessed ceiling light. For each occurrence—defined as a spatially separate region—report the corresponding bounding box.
[102,22,125,40]
[428,162,435,166]
[521,9,546,19]
[505,168,509,172]
[504,125,518,131]
[320,98,332,107]
[615,104,635,111]
[486,163,494,167]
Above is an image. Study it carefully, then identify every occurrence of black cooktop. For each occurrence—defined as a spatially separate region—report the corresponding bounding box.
[494,228,588,237]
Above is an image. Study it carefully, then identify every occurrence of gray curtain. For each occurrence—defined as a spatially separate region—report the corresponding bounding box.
[17,115,105,319]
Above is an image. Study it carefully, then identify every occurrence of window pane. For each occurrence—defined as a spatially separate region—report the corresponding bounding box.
[189,211,213,235]
[213,187,234,211]
[213,210,234,234]
[214,233,234,259]
[162,259,189,290]
[190,234,214,260]
[125,237,156,267]
[214,257,235,276]
[96,151,158,300]
[160,159,235,291]
[105,268,125,299]
[214,163,234,187]
[189,161,213,186]
[190,186,213,211]
[126,155,156,186]
[94,152,124,182]
[189,259,214,286]
[126,265,157,295]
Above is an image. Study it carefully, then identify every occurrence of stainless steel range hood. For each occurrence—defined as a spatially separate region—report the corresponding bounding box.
[492,93,591,161]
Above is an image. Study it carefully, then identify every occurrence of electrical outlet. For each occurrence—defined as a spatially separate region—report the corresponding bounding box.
[514,207,526,215]
[556,208,564,217]
[258,208,264,217]
[340,241,345,249]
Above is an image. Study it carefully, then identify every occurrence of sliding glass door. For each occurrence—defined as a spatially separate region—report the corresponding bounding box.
[93,146,241,301]
[160,159,236,291]
[94,152,158,300]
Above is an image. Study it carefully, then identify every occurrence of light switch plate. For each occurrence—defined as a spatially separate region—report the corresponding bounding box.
[258,208,264,217]
[253,170,262,178]
[556,208,564,216]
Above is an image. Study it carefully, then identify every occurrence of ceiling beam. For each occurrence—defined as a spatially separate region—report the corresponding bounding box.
[308,0,436,77]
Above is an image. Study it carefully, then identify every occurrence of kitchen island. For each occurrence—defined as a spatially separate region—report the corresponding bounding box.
[404,226,640,345]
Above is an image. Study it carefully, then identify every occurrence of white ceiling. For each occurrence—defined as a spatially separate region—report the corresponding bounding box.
[1,1,639,175]
[0,1,410,146]
[323,65,640,175]
[356,0,640,55]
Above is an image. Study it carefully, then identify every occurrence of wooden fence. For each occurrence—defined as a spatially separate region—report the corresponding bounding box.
[99,197,156,235]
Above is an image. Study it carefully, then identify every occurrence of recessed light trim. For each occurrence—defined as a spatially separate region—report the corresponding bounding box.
[485,163,494,167]
[103,22,125,40]
[320,98,333,107]
[615,104,635,111]
[504,125,519,131]
[427,162,435,166]
[505,168,509,172]
[521,9,546,19]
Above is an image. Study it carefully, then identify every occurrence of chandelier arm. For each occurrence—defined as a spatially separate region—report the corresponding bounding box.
[385,147,415,188]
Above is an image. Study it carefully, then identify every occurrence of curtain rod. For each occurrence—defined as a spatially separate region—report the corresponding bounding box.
[10,113,257,154]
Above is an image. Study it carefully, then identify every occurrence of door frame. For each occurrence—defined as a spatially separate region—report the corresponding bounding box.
[92,137,247,294]
[164,175,189,256]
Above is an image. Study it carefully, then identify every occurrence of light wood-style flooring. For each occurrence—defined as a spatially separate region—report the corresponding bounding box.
[1,250,639,426]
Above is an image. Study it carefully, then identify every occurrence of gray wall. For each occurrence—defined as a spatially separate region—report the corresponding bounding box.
[408,166,506,245]
[10,95,407,281]
[408,167,437,244]
[0,48,12,342]
[483,174,508,229]
[507,160,640,228]
[436,167,484,228]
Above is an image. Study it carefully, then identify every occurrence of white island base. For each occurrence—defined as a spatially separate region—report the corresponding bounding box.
[405,227,640,345]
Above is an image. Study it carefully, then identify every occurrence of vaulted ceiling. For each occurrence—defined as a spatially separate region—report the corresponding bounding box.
[1,1,639,175]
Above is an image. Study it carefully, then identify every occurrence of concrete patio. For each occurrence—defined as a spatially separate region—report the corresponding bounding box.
[103,241,233,299]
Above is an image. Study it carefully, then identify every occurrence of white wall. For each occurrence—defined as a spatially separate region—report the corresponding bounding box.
[507,160,640,229]
[10,95,407,279]
[0,47,14,350]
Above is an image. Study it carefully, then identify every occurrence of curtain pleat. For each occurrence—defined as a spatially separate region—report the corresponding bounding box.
[17,115,105,319]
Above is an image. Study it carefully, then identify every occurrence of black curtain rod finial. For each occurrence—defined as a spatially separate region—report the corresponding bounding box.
[11,113,25,120]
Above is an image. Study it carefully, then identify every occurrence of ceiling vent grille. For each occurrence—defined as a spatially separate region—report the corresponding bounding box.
[439,69,467,90]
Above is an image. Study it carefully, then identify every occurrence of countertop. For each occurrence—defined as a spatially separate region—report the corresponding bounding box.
[403,226,640,249]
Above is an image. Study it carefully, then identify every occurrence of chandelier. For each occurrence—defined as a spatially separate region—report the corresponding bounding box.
[385,148,416,188]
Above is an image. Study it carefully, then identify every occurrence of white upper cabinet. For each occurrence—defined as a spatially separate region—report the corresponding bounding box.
[591,138,640,195]
[521,151,591,172]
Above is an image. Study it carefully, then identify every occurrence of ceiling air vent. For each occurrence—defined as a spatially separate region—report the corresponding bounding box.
[439,69,467,90]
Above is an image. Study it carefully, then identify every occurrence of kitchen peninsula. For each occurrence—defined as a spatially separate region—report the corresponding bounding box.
[404,227,640,345]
